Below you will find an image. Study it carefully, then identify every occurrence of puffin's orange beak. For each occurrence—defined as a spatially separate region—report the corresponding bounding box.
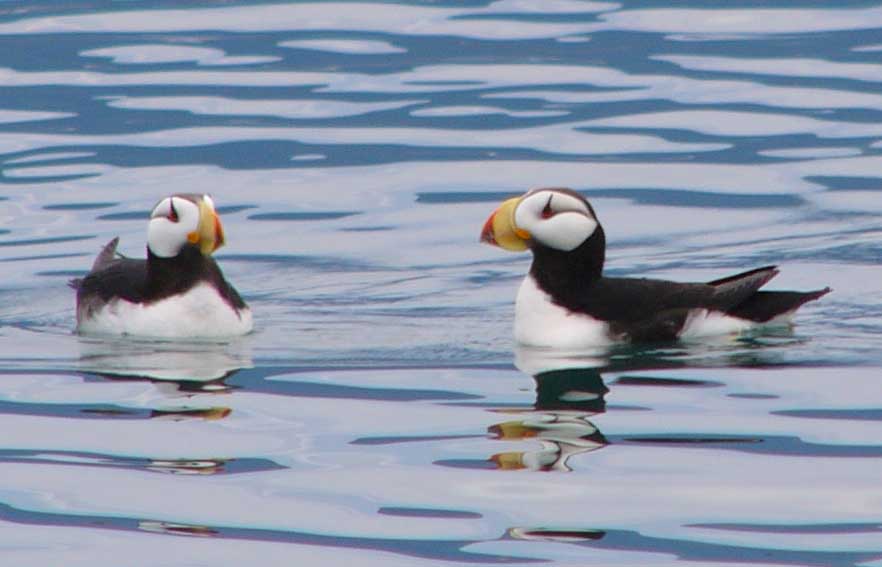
[189,198,225,256]
[480,196,530,251]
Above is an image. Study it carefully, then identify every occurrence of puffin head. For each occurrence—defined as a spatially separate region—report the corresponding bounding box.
[147,193,225,259]
[480,188,601,253]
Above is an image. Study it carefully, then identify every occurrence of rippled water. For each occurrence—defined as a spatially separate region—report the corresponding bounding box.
[1,1,881,565]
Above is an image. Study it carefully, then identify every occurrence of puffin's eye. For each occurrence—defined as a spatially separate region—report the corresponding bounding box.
[168,200,180,223]
[541,195,554,219]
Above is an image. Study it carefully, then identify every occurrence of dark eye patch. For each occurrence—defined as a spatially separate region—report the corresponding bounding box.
[168,200,180,223]
[541,195,554,219]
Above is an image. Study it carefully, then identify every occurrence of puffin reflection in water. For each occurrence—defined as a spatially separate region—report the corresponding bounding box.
[490,350,610,472]
[71,194,252,338]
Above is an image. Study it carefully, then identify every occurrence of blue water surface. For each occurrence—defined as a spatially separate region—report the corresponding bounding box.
[0,1,881,565]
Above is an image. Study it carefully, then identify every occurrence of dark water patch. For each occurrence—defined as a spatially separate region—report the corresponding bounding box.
[623,436,762,445]
[352,434,481,446]
[96,211,145,221]
[241,378,480,402]
[418,188,803,209]
[434,458,498,470]
[227,367,482,402]
[775,408,882,421]
[4,252,87,264]
[417,191,519,204]
[586,188,805,209]
[616,0,880,9]
[617,433,882,458]
[692,521,882,534]
[0,502,534,564]
[216,204,258,215]
[0,449,282,476]
[0,170,100,184]
[248,211,359,221]
[514,526,881,567]
[0,235,93,247]
[806,175,882,192]
[728,392,779,399]
[612,376,723,388]
[378,507,482,520]
[0,399,146,419]
[43,202,117,211]
[340,225,395,232]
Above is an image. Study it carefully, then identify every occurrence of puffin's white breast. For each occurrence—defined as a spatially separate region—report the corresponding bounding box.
[77,282,253,338]
[514,274,612,349]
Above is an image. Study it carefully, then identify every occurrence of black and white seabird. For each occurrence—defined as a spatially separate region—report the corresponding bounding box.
[71,193,252,338]
[480,187,830,348]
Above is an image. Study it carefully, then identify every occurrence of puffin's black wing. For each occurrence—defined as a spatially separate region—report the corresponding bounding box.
[706,265,780,303]
[71,240,149,322]
[69,238,128,291]
[583,266,778,322]
[575,266,791,342]
[75,258,148,303]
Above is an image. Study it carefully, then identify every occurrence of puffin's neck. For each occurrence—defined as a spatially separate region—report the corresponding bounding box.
[146,246,246,310]
[146,245,213,298]
[529,227,606,304]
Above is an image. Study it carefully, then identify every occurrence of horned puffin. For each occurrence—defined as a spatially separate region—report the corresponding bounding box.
[480,187,830,348]
[71,193,252,338]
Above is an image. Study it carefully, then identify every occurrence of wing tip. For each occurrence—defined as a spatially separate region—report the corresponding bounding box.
[811,286,833,300]
[90,236,120,272]
[708,265,779,288]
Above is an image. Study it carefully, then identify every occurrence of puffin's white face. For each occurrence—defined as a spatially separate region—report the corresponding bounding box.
[482,188,599,252]
[147,194,224,258]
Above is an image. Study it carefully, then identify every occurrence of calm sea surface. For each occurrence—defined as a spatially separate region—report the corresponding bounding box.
[0,1,881,565]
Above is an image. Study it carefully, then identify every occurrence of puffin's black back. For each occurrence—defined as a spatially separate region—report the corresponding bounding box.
[71,241,246,319]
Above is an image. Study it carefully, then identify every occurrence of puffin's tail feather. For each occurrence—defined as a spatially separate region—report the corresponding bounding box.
[69,237,121,291]
[707,265,779,289]
[707,265,780,309]
[91,237,120,272]
[726,287,832,323]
